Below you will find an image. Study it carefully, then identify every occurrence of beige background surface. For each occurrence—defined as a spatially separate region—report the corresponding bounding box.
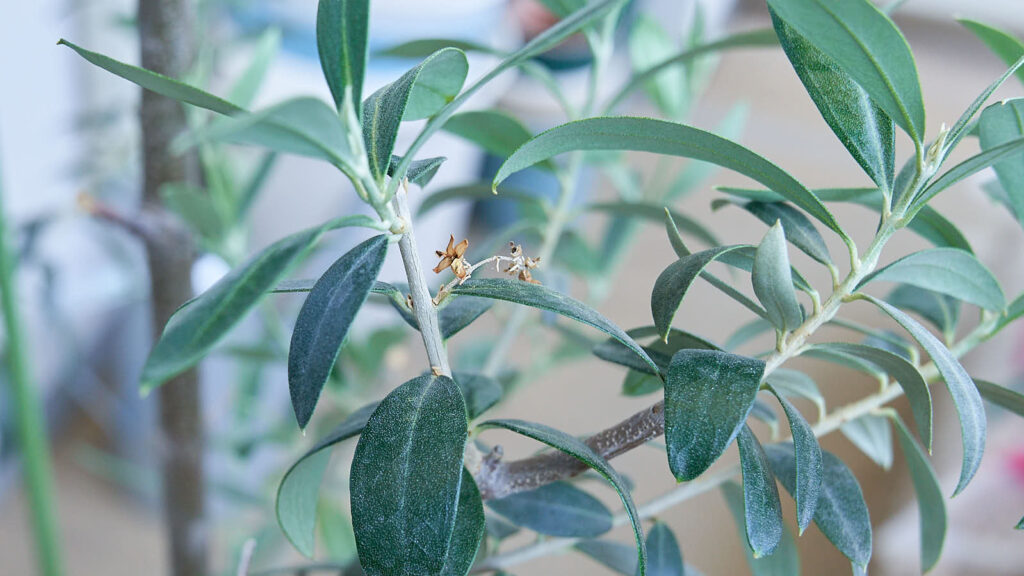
[4,4,1024,576]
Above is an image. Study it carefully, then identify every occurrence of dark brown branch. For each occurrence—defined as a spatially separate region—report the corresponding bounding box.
[475,401,665,500]
[137,0,207,574]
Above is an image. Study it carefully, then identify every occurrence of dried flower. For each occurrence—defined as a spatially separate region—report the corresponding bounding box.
[434,235,469,276]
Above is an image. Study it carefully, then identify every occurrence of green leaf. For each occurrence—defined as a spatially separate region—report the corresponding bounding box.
[721,481,801,576]
[765,0,924,141]
[277,402,377,557]
[959,19,1024,86]
[451,373,502,420]
[980,99,1024,229]
[736,426,784,558]
[494,117,845,237]
[587,201,720,247]
[378,38,495,59]
[228,29,281,109]
[316,0,369,113]
[652,245,747,341]
[647,522,685,576]
[808,342,932,450]
[766,369,825,421]
[914,135,1024,209]
[594,326,717,376]
[440,470,485,576]
[443,110,536,159]
[720,186,974,252]
[608,29,780,113]
[387,155,446,188]
[478,418,647,575]
[890,415,947,572]
[289,235,389,429]
[575,540,641,576]
[841,414,894,469]
[159,183,226,244]
[58,39,243,115]
[766,386,822,533]
[388,0,645,193]
[486,481,613,537]
[179,97,354,165]
[362,48,468,180]
[350,375,468,576]
[665,349,766,481]
[140,217,374,392]
[771,13,894,190]
[630,15,687,118]
[887,284,960,340]
[858,248,1005,311]
[452,278,659,373]
[1017,516,1024,530]
[944,50,1024,157]
[727,200,832,265]
[860,294,985,495]
[974,379,1024,418]
[725,318,775,352]
[623,370,662,396]
[753,223,804,333]
[766,444,872,569]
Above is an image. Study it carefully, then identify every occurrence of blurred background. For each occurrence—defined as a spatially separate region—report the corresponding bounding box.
[2,0,1024,574]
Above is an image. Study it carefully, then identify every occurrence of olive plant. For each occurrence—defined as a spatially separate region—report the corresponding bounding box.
[59,0,1024,574]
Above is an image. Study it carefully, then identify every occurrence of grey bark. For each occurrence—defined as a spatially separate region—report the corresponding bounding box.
[137,0,207,574]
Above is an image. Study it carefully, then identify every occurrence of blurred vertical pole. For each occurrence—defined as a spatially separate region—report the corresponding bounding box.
[0,149,64,576]
[136,0,208,574]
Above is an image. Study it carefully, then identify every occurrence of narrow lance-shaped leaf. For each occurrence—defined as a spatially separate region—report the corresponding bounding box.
[728,199,832,265]
[289,235,389,429]
[736,425,784,558]
[980,99,1024,228]
[665,349,766,481]
[958,19,1024,86]
[387,155,446,188]
[388,0,625,188]
[857,248,1005,311]
[441,470,486,576]
[651,245,748,341]
[443,110,537,159]
[350,375,468,576]
[452,278,659,373]
[362,48,468,180]
[766,385,822,533]
[841,414,894,470]
[890,415,947,572]
[887,284,959,342]
[486,482,613,538]
[766,444,872,569]
[178,97,355,166]
[58,39,243,115]
[771,12,895,191]
[913,135,1024,210]
[646,522,685,576]
[753,223,804,333]
[478,418,647,575]
[943,46,1024,157]
[140,216,376,393]
[860,294,985,495]
[807,341,933,450]
[316,0,369,113]
[719,186,974,253]
[973,379,1024,418]
[276,402,377,557]
[765,0,924,142]
[721,481,801,576]
[494,117,845,237]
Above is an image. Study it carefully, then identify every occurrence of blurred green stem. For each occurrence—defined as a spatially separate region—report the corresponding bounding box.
[0,153,65,575]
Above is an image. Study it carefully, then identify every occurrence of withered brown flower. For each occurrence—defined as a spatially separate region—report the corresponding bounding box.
[434,235,469,277]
